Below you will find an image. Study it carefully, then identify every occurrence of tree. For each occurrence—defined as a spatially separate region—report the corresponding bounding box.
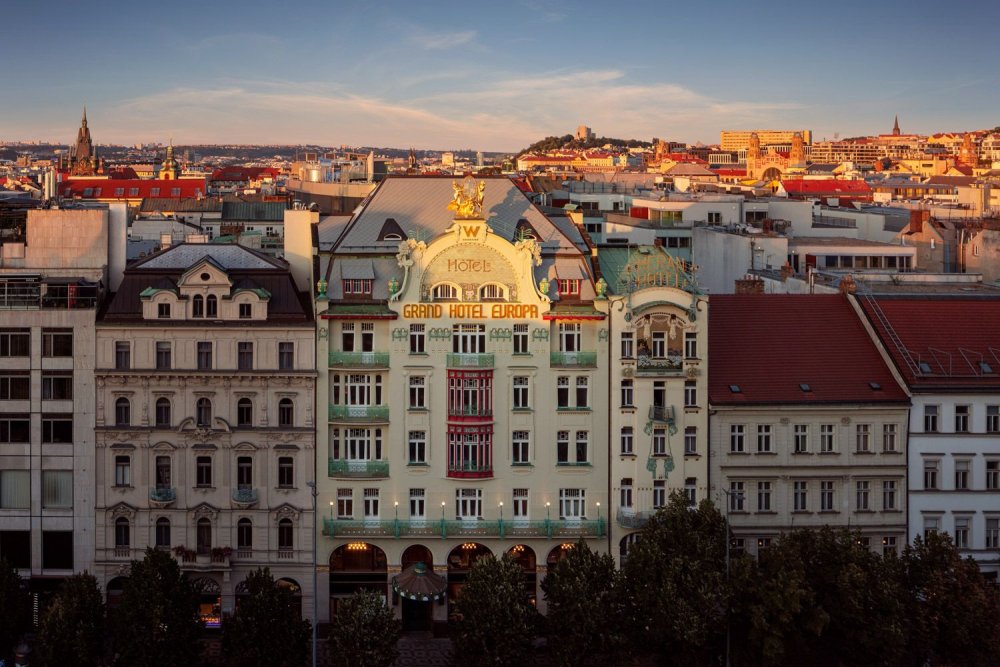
[541,540,625,667]
[328,588,401,667]
[619,492,728,663]
[222,568,311,667]
[0,558,31,661]
[452,554,539,666]
[111,548,202,667]
[34,573,106,667]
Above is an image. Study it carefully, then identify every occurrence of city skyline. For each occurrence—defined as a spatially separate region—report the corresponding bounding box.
[2,0,999,151]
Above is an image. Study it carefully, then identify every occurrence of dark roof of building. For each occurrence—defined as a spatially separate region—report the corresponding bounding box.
[709,294,908,405]
[857,296,1000,389]
[139,197,224,213]
[210,167,280,183]
[221,200,287,222]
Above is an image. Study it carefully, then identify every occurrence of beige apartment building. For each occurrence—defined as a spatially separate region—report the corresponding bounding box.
[708,294,910,556]
[598,245,709,565]
[289,176,610,630]
[720,129,812,152]
[92,242,316,625]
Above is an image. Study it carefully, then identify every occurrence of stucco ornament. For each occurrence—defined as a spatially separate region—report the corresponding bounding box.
[392,239,426,303]
[447,175,486,219]
[514,236,542,268]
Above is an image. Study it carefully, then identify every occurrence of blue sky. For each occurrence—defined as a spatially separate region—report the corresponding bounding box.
[2,0,998,151]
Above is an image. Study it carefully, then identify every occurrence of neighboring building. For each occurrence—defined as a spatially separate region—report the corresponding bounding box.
[0,205,124,606]
[857,296,1000,577]
[299,176,609,630]
[93,242,316,625]
[721,130,812,152]
[709,294,911,557]
[58,178,208,207]
[598,245,709,566]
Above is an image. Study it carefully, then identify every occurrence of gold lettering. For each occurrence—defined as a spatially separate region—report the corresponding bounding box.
[446,258,492,273]
[402,304,442,318]
[462,225,479,238]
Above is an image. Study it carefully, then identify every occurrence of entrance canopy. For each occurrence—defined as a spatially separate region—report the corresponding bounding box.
[392,562,447,602]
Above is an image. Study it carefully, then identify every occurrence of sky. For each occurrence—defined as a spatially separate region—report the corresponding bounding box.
[2,0,999,152]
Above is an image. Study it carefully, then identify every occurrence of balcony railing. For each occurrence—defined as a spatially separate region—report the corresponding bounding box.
[232,488,258,507]
[446,353,495,368]
[448,407,494,418]
[636,354,683,375]
[616,509,653,529]
[328,459,390,478]
[550,351,598,368]
[648,405,676,423]
[328,351,390,368]
[447,462,493,479]
[149,487,177,505]
[323,516,606,539]
[328,404,390,422]
[0,282,99,310]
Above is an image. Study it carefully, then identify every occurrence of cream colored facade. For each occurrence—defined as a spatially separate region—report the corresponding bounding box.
[721,129,812,151]
[93,244,316,621]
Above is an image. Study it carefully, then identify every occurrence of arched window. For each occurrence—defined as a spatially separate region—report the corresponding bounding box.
[278,398,293,427]
[237,398,253,427]
[115,397,131,426]
[155,517,171,549]
[196,398,212,427]
[196,518,212,555]
[115,517,130,548]
[278,518,293,551]
[155,398,171,428]
[432,283,459,301]
[192,295,204,318]
[237,518,253,551]
[206,295,218,318]
[479,283,507,302]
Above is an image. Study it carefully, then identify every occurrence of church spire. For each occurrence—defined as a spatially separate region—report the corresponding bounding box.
[892,115,900,136]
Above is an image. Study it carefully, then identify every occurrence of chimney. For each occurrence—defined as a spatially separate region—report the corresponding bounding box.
[735,277,764,294]
[909,209,930,234]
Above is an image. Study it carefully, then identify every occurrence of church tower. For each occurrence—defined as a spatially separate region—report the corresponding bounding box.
[892,115,901,136]
[789,132,806,165]
[959,133,977,167]
[69,107,99,176]
[160,141,180,180]
[746,133,761,178]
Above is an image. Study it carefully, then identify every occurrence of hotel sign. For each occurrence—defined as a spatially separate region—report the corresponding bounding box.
[403,303,540,319]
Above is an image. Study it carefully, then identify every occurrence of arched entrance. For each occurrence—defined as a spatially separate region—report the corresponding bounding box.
[399,544,436,632]
[190,576,222,628]
[507,545,537,606]
[546,543,576,574]
[106,576,127,609]
[329,542,387,621]
[619,533,640,567]
[277,577,303,618]
[447,542,492,623]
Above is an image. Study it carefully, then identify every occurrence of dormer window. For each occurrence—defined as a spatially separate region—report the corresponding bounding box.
[192,295,204,318]
[557,279,581,297]
[150,188,160,197]
[432,284,459,301]
[206,295,218,318]
[479,283,507,302]
[157,303,171,319]
[343,279,373,296]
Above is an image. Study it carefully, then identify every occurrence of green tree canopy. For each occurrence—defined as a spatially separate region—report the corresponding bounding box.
[111,548,202,667]
[328,588,401,667]
[222,567,311,667]
[0,558,31,661]
[34,572,106,667]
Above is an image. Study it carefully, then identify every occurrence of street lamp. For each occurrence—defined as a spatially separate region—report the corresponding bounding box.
[306,480,318,667]
[329,500,333,519]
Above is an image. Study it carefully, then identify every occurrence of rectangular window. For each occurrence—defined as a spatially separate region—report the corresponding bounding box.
[513,376,529,409]
[557,431,569,464]
[343,279,373,295]
[114,456,131,487]
[456,488,482,520]
[42,416,72,443]
[955,459,970,490]
[157,303,171,319]
[987,518,1000,549]
[559,488,585,519]
[197,342,212,370]
[115,341,131,370]
[820,481,835,511]
[557,377,569,408]
[651,332,666,358]
[619,478,633,508]
[856,480,870,511]
[794,425,809,453]
[155,456,171,489]
[513,323,528,354]
[620,379,633,407]
[278,342,294,370]
[512,431,529,464]
[988,406,1000,434]
[684,426,697,455]
[337,489,353,518]
[40,373,71,400]
[42,329,73,357]
[512,488,528,519]
[575,376,589,408]
[924,459,939,490]
[820,424,835,453]
[409,376,426,409]
[239,303,252,319]
[955,405,970,433]
[988,460,1000,490]
[343,427,383,460]
[729,482,745,512]
[42,531,74,569]
[794,481,808,511]
[363,488,379,518]
[0,416,30,443]
[0,470,30,508]
[924,405,939,432]
[278,457,294,488]
[1,374,30,400]
[954,516,970,549]
[408,431,426,464]
[856,424,871,453]
[0,329,30,357]
[684,332,697,359]
[757,481,772,512]
[575,431,589,463]
[237,342,253,371]
[757,425,772,453]
[557,279,581,297]
[409,489,425,519]
[730,424,745,453]
[620,332,634,359]
[558,323,581,353]
[685,478,696,507]
[653,480,667,509]
[196,456,213,487]
[883,480,897,510]
[883,424,898,452]
[882,536,898,556]
[41,470,72,508]
[684,380,697,408]
[155,342,172,370]
[621,427,634,455]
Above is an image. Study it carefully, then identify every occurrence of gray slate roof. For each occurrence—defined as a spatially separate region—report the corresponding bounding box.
[134,243,286,271]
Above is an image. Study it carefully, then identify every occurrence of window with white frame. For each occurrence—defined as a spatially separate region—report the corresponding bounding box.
[954,516,970,549]
[653,480,667,509]
[512,431,530,464]
[557,279,580,297]
[819,424,835,453]
[456,488,482,520]
[575,376,589,408]
[684,427,697,455]
[432,283,458,301]
[410,489,425,520]
[620,379,634,407]
[114,456,131,487]
[684,380,697,408]
[575,431,590,463]
[408,431,426,464]
[820,481,835,511]
[343,279,373,295]
[794,481,808,511]
[409,376,426,409]
[512,488,528,519]
[452,324,486,353]
[988,460,1000,490]
[923,459,939,489]
[757,481,772,512]
[856,424,871,453]
[955,459,970,490]
[558,323,580,353]
[363,488,379,518]
[409,324,426,354]
[651,332,666,358]
[684,332,697,359]
[650,427,666,456]
[337,489,353,518]
[729,481,745,512]
[883,424,898,452]
[621,427,634,455]
[987,517,1000,549]
[559,488,585,519]
[556,376,570,408]
[620,478,633,509]
[730,424,746,453]
[883,480,897,510]
[923,515,939,538]
[988,405,1000,433]
[479,283,507,301]
[924,405,939,432]
[757,424,772,453]
[513,376,529,409]
[882,536,898,556]
[856,480,870,511]
[955,405,970,433]
[794,425,809,453]
[278,342,295,371]
[684,478,696,506]
[513,323,529,354]
[621,331,634,359]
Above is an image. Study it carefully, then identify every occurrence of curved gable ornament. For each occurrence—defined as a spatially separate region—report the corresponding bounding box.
[109,502,137,520]
[274,504,301,523]
[191,503,220,521]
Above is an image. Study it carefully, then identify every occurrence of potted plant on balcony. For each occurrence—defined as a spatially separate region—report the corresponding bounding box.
[173,545,197,562]
[210,546,232,563]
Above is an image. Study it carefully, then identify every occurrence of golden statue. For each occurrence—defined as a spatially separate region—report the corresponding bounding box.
[447,175,485,219]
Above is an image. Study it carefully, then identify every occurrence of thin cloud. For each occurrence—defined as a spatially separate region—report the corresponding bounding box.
[408,28,477,50]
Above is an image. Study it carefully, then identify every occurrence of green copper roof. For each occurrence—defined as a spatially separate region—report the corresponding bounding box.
[597,246,698,295]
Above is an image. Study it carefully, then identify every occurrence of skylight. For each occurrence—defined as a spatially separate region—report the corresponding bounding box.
[799,383,812,392]
[869,382,882,391]
[918,361,932,374]
[981,361,994,374]
[729,384,741,393]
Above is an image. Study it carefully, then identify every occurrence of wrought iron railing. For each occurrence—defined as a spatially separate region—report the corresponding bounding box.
[446,353,495,368]
[149,487,177,503]
[322,516,606,539]
[550,351,598,367]
[328,351,390,367]
[616,509,653,529]
[328,404,390,421]
[328,459,390,478]
[648,405,675,423]
[636,355,683,374]
[232,488,258,505]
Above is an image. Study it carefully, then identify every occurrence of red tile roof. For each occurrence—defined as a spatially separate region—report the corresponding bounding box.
[709,294,908,405]
[781,179,872,196]
[857,296,1000,389]
[711,168,747,176]
[60,178,206,199]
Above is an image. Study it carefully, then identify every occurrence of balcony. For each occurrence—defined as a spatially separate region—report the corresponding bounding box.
[329,404,389,422]
[328,459,390,478]
[149,487,177,508]
[328,351,389,368]
[648,405,676,423]
[616,510,653,529]
[448,407,493,418]
[231,488,258,508]
[0,281,99,310]
[636,355,683,376]
[550,351,598,368]
[446,353,495,368]
[322,517,606,540]
[447,462,493,479]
